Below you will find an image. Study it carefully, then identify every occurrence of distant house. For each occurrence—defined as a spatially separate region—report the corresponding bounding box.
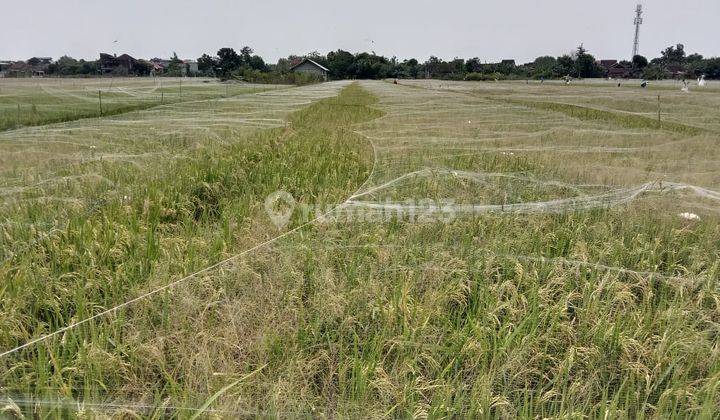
[290,58,328,80]
[0,61,12,77]
[6,61,32,77]
[149,57,197,76]
[597,59,631,78]
[607,62,633,78]
[150,62,165,75]
[666,64,686,78]
[28,57,52,67]
[149,57,168,75]
[186,60,198,74]
[99,53,138,74]
[500,59,516,67]
[99,54,116,73]
[598,59,618,71]
[117,54,138,72]
[27,57,52,77]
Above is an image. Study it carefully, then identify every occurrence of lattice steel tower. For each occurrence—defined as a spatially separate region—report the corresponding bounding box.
[632,4,643,59]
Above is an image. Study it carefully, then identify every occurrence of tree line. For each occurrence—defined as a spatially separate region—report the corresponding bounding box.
[186,43,720,81]
[6,43,720,81]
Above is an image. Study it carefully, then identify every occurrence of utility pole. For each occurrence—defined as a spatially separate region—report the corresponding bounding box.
[632,4,643,59]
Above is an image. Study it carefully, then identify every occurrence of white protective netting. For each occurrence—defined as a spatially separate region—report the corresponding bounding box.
[339,80,720,219]
[1,79,718,416]
[0,81,350,204]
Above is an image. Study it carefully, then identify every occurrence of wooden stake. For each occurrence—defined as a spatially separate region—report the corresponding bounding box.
[99,90,103,115]
[657,95,661,122]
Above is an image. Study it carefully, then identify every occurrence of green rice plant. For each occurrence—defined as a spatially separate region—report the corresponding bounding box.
[0,82,380,417]
[1,79,719,418]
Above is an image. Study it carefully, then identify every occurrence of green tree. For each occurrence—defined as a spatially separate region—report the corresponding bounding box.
[424,56,457,78]
[216,47,242,78]
[643,64,668,80]
[197,54,217,75]
[240,47,254,65]
[660,44,686,64]
[532,56,559,78]
[400,58,420,78]
[247,55,266,71]
[557,55,575,77]
[687,57,720,78]
[464,57,482,74]
[134,60,153,76]
[702,58,720,78]
[632,54,648,69]
[450,58,465,75]
[686,53,704,64]
[79,60,98,75]
[327,50,355,79]
[165,52,184,76]
[275,58,292,73]
[574,44,602,78]
[353,52,390,79]
[50,56,80,75]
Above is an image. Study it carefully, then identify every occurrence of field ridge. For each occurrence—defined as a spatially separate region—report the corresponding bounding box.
[503,98,707,135]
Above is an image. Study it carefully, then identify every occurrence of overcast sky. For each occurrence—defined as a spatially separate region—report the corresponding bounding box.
[2,0,718,63]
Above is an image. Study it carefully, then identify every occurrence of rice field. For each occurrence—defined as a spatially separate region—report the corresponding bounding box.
[1,78,719,418]
[0,77,284,131]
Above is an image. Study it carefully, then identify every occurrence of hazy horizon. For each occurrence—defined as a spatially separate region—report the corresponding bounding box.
[2,0,718,64]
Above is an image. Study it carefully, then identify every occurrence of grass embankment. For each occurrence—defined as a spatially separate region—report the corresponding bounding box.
[0,83,381,416]
[502,99,706,135]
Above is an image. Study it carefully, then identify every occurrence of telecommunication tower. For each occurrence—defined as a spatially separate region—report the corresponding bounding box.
[632,4,643,59]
